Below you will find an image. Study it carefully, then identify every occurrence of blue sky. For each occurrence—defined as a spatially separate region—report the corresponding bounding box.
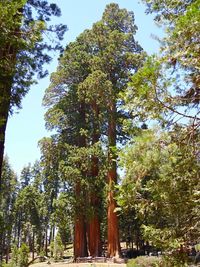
[5,0,163,175]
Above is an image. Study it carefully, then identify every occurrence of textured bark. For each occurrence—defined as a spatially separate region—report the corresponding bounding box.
[0,91,10,191]
[87,103,102,257]
[107,103,121,258]
[88,157,101,257]
[74,182,88,259]
[74,102,88,259]
[0,38,18,191]
[107,171,121,257]
[74,215,88,258]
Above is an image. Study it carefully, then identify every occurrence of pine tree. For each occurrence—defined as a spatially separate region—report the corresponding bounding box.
[0,0,67,190]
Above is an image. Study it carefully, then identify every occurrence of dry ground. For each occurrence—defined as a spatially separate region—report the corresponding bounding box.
[30,262,127,267]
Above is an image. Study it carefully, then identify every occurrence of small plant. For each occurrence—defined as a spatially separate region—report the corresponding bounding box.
[53,233,64,261]
[10,244,19,267]
[127,256,161,267]
[2,262,13,267]
[39,249,45,262]
[18,243,29,267]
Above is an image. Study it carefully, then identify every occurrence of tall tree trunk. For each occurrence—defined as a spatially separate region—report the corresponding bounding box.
[32,230,35,260]
[88,157,101,257]
[0,90,10,191]
[87,204,101,257]
[0,5,23,190]
[45,228,48,257]
[107,103,121,258]
[87,103,102,257]
[74,102,88,259]
[74,182,88,259]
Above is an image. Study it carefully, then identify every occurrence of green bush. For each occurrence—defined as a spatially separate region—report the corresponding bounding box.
[160,254,189,267]
[2,263,13,267]
[10,244,19,266]
[18,243,29,267]
[127,256,161,267]
[38,249,46,262]
[54,233,64,261]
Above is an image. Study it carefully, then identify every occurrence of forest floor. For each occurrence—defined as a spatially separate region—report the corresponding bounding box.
[29,263,127,267]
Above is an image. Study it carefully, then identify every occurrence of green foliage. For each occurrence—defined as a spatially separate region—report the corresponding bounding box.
[122,2,200,260]
[126,0,200,129]
[18,243,29,267]
[127,256,160,267]
[0,157,18,261]
[0,0,67,112]
[195,243,200,252]
[39,249,45,262]
[53,233,64,261]
[11,244,19,267]
[119,128,200,252]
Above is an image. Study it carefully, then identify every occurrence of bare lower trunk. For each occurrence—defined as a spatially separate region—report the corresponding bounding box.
[32,231,35,260]
[107,170,121,257]
[74,102,88,259]
[88,154,101,257]
[107,103,121,258]
[45,228,48,257]
[88,213,101,257]
[74,170,88,258]
[74,215,88,259]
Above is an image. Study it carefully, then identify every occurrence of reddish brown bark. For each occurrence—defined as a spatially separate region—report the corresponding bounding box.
[107,103,121,258]
[74,102,88,259]
[74,215,88,258]
[107,171,121,257]
[88,211,101,257]
[87,102,102,257]
[74,181,88,258]
[88,157,101,256]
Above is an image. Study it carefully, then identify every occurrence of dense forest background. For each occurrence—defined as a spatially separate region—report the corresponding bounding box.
[0,0,199,267]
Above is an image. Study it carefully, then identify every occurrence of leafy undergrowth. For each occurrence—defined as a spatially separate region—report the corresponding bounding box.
[127,256,161,267]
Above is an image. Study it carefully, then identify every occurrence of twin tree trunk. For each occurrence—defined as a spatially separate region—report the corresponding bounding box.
[74,181,88,258]
[74,102,102,258]
[74,99,121,258]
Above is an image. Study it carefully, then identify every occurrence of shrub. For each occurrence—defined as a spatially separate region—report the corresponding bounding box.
[39,249,45,262]
[11,244,19,267]
[54,233,64,261]
[18,243,29,267]
[127,256,161,267]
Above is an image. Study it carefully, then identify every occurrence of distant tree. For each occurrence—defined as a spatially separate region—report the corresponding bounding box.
[39,136,61,250]
[14,184,43,258]
[20,163,32,188]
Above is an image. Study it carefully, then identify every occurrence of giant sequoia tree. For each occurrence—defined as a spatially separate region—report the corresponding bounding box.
[0,0,66,190]
[44,3,144,258]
